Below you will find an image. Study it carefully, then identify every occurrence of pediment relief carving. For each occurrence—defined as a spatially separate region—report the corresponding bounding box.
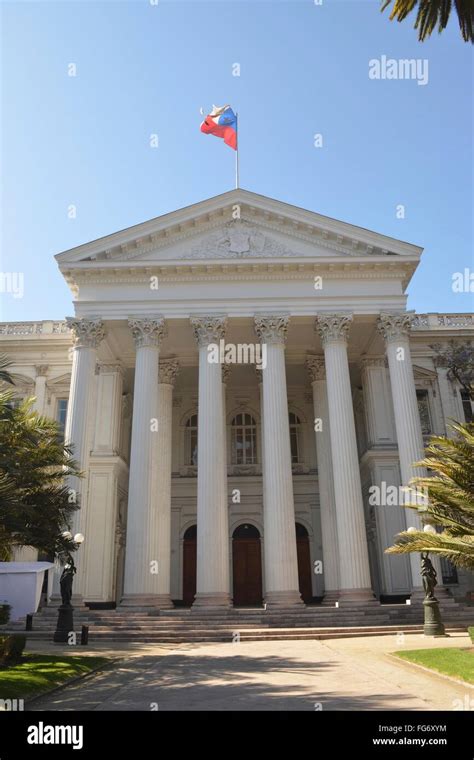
[77,216,402,265]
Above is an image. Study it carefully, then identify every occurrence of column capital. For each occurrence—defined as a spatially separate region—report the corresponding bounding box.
[315,313,352,346]
[128,316,167,348]
[66,317,106,348]
[306,355,326,382]
[254,314,289,344]
[191,315,227,347]
[158,358,180,386]
[377,312,414,343]
[97,362,125,376]
[360,356,387,371]
[35,364,49,377]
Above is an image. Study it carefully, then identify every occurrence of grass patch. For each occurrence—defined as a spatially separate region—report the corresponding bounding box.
[394,648,474,684]
[0,654,110,700]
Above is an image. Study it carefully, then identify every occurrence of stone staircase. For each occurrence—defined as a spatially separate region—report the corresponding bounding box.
[4,599,473,644]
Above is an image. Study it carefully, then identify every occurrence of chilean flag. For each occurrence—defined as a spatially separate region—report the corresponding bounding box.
[200,104,237,150]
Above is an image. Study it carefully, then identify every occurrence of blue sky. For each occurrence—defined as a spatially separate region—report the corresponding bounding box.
[1,0,473,320]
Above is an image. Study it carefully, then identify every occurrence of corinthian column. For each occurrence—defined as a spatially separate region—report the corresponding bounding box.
[33,365,48,415]
[154,358,179,607]
[306,356,340,603]
[191,316,230,607]
[377,312,435,594]
[121,317,167,607]
[64,316,106,599]
[254,315,301,606]
[315,314,375,604]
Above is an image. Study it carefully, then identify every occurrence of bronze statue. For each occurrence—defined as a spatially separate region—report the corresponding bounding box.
[420,552,437,600]
[59,561,76,607]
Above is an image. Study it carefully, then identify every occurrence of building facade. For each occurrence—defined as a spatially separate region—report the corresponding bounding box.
[3,190,473,607]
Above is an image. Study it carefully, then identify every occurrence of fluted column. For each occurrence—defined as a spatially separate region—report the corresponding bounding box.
[222,364,231,476]
[378,312,434,594]
[154,358,179,607]
[254,315,301,606]
[191,316,230,607]
[306,356,340,603]
[434,357,457,438]
[121,317,167,606]
[316,314,375,604]
[33,365,48,414]
[64,317,106,599]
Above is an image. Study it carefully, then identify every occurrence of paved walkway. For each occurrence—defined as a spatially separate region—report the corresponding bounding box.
[28,633,473,711]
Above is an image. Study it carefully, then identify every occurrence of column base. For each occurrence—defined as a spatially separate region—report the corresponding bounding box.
[119,594,173,609]
[264,590,303,608]
[192,592,231,609]
[321,590,341,606]
[337,588,378,606]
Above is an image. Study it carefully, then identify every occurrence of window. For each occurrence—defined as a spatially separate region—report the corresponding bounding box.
[185,414,198,465]
[441,557,458,585]
[416,389,432,435]
[231,413,257,465]
[460,390,473,423]
[57,399,68,435]
[289,412,302,464]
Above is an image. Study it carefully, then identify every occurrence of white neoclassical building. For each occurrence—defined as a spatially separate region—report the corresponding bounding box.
[3,190,473,609]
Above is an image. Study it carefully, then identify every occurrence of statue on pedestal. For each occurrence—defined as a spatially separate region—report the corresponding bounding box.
[421,552,437,600]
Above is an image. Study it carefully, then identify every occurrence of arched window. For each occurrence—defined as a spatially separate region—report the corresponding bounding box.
[289,412,302,464]
[231,413,257,465]
[185,414,198,465]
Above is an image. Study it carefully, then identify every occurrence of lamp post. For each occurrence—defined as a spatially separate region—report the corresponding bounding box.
[53,532,85,644]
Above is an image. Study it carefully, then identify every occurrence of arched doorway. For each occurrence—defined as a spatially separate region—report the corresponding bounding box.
[296,523,313,603]
[182,525,197,606]
[232,524,263,606]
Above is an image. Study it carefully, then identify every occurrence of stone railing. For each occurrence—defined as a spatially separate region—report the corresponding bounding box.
[412,314,473,330]
[0,321,70,336]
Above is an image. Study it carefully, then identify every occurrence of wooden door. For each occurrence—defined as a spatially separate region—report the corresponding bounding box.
[182,526,197,606]
[296,524,313,603]
[232,525,262,606]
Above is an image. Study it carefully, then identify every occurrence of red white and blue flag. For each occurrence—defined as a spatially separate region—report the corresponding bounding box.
[200,104,237,150]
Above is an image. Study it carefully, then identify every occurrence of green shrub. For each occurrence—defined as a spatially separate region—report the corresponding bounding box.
[0,634,26,665]
[0,603,11,625]
[469,627,474,643]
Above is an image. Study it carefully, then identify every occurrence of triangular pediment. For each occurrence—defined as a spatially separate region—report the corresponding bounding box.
[55,189,423,268]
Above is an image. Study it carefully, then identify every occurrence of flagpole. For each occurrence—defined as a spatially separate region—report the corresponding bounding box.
[235,111,239,189]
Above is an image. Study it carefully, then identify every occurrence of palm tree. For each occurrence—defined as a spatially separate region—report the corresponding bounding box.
[0,389,82,562]
[386,422,474,569]
[381,0,474,43]
[0,354,14,386]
